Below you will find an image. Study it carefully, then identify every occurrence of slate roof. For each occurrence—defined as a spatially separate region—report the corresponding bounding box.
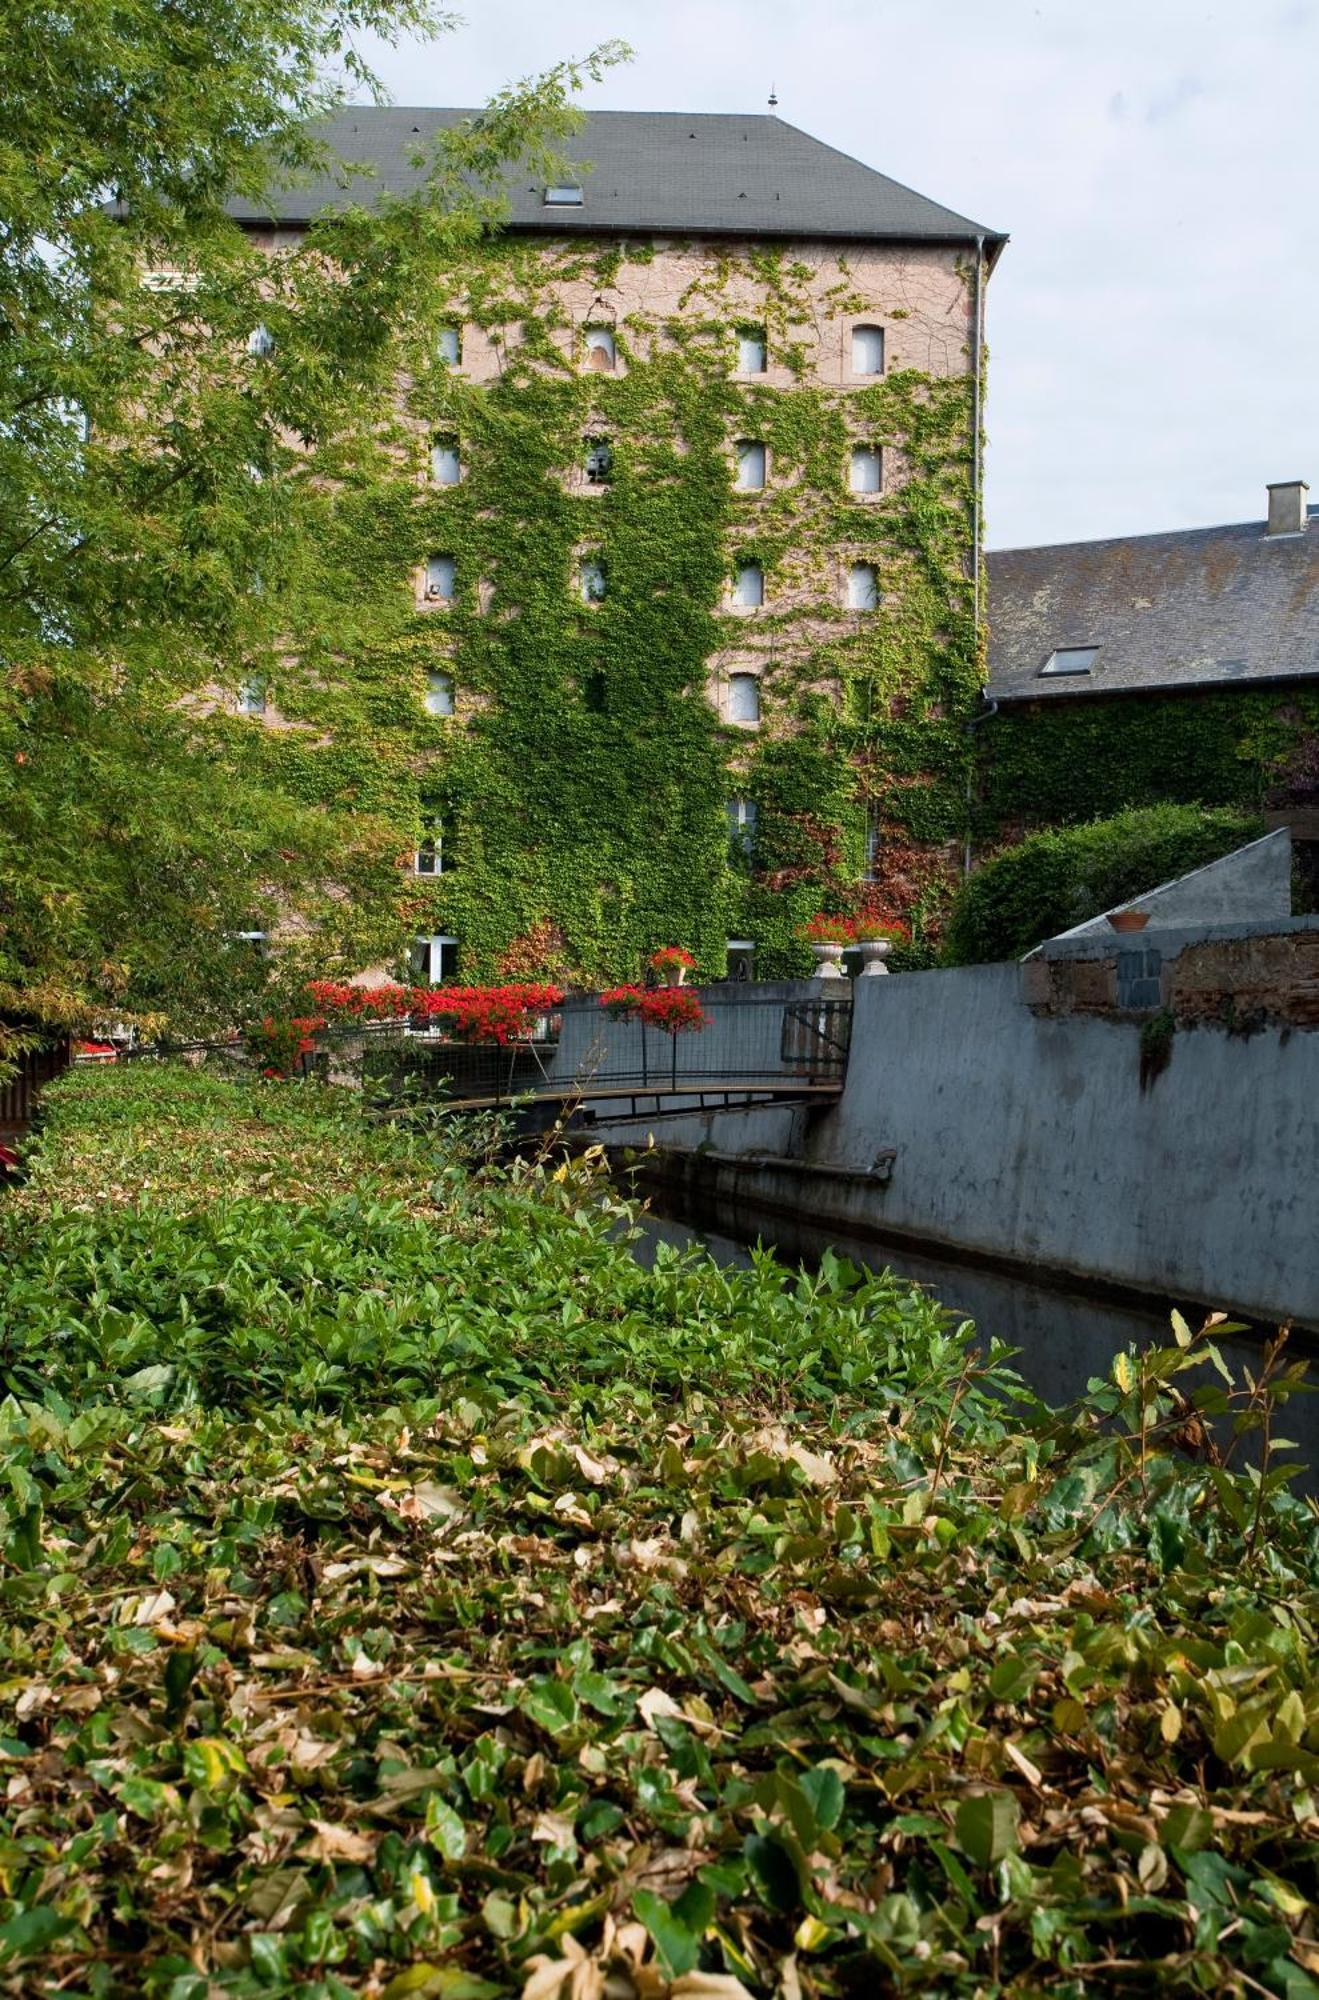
[986,507,1319,702]
[226,108,1004,249]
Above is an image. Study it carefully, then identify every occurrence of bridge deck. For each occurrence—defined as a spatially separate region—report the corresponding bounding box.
[428,1078,844,1114]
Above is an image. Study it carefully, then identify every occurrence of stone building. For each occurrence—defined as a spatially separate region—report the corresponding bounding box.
[229,110,1005,982]
[982,482,1319,890]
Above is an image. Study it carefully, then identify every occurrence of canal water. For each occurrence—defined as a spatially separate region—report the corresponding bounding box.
[628,1198,1319,1486]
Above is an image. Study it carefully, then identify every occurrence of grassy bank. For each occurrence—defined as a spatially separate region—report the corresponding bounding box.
[0,1066,1315,1998]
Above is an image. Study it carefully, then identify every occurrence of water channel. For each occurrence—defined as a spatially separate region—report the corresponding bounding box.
[628,1192,1319,1487]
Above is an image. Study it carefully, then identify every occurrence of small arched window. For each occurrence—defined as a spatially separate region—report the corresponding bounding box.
[732,560,764,608]
[737,326,768,375]
[849,445,882,495]
[727,673,761,725]
[431,436,461,485]
[425,671,455,716]
[734,441,767,491]
[425,555,456,603]
[578,558,606,604]
[584,327,616,371]
[851,325,885,376]
[847,561,879,610]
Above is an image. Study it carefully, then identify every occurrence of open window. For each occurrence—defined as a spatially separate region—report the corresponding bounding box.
[410,935,459,983]
[415,814,449,876]
[1039,646,1098,676]
[726,939,756,983]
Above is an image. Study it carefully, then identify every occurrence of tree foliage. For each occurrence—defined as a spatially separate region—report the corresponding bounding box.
[0,0,624,1047]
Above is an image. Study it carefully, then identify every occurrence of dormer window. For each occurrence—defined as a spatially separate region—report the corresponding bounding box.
[849,445,882,495]
[851,325,885,376]
[847,561,879,610]
[1040,647,1098,676]
[737,326,768,375]
[246,324,275,358]
[732,560,764,608]
[578,558,606,604]
[437,325,462,366]
[584,438,614,485]
[544,184,584,206]
[734,441,767,491]
[431,436,461,485]
[424,555,455,603]
[425,671,455,716]
[584,327,616,372]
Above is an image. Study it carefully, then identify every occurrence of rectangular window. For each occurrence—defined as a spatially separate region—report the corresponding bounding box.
[584,438,613,485]
[851,325,885,375]
[849,445,882,494]
[425,671,455,716]
[238,678,267,716]
[726,938,756,983]
[577,558,606,604]
[734,441,767,491]
[437,325,462,366]
[737,327,768,374]
[1040,646,1099,676]
[410,935,459,983]
[733,560,764,607]
[847,561,879,610]
[431,437,461,485]
[727,672,761,725]
[424,555,455,602]
[246,324,275,358]
[726,796,758,860]
[584,327,616,371]
[544,184,584,206]
[863,810,881,881]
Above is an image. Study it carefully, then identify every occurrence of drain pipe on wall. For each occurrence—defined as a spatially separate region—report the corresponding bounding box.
[962,234,994,879]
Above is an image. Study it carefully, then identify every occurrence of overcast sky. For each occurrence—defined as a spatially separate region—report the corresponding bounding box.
[354,0,1319,549]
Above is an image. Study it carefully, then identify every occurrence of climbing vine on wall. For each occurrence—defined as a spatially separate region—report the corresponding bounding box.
[230,236,981,983]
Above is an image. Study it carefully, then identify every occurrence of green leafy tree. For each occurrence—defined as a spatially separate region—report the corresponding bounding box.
[0,0,624,1049]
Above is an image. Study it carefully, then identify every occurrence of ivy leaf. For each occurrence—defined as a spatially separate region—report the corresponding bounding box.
[634,1883,714,1978]
[954,1792,1020,1868]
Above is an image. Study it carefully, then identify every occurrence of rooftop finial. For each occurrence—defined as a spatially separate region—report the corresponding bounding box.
[768,82,778,110]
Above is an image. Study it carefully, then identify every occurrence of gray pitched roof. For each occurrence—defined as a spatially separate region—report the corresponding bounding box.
[226,108,1004,248]
[986,507,1319,702]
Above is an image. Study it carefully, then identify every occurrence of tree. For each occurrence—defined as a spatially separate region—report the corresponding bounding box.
[0,0,624,1051]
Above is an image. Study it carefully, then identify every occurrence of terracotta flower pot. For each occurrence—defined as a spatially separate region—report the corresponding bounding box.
[1107,909,1151,933]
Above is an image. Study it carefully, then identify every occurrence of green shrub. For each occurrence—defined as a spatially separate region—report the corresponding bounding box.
[943,803,1266,964]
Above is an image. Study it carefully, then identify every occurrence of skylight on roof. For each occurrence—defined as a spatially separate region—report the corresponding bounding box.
[544,184,584,206]
[1040,646,1098,677]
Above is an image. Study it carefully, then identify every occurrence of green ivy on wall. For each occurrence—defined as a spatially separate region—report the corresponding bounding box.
[228,237,982,984]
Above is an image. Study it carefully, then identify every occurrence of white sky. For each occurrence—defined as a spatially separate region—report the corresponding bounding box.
[354,0,1319,549]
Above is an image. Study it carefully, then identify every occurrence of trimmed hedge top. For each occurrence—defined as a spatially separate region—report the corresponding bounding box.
[943,804,1267,964]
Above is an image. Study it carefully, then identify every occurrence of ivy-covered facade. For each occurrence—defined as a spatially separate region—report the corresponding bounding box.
[231,112,1004,983]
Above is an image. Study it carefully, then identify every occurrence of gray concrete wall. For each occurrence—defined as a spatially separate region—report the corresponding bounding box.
[803,964,1318,1324]
[1050,828,1293,944]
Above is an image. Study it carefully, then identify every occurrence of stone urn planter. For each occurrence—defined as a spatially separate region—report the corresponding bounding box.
[811,943,847,979]
[661,963,687,987]
[1106,908,1151,933]
[856,939,893,976]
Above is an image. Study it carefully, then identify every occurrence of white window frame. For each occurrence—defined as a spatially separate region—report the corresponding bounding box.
[727,673,761,726]
[732,560,764,608]
[851,325,885,376]
[415,821,445,876]
[425,671,456,716]
[862,810,881,882]
[233,929,270,957]
[734,441,767,492]
[726,796,758,857]
[412,934,459,983]
[424,555,456,604]
[847,560,879,610]
[431,437,462,485]
[849,445,882,495]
